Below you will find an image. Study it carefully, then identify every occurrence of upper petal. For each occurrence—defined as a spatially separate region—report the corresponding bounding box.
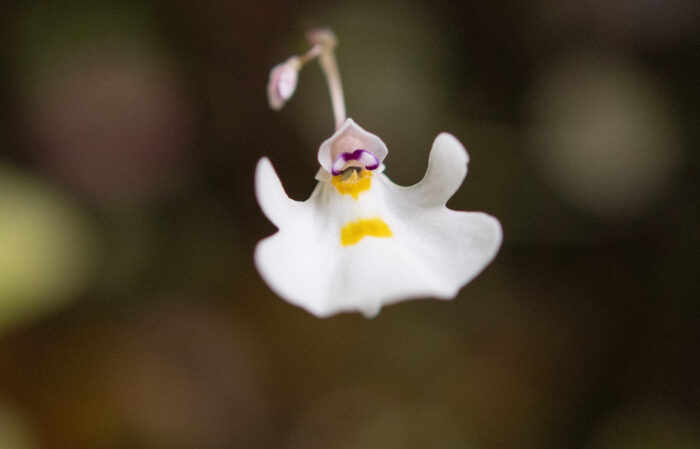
[317,118,389,176]
[255,157,301,228]
[404,133,469,207]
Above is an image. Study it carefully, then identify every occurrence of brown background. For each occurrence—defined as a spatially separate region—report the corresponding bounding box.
[0,0,698,448]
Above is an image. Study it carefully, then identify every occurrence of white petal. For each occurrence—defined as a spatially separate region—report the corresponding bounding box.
[255,208,339,317]
[404,132,470,207]
[254,158,301,228]
[384,198,502,298]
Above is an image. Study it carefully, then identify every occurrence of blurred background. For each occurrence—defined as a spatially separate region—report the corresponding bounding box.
[0,0,698,448]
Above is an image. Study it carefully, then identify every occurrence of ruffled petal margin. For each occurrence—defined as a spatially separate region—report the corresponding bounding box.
[255,157,301,228]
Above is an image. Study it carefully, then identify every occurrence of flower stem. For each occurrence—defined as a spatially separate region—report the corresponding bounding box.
[270,29,347,130]
[307,29,346,130]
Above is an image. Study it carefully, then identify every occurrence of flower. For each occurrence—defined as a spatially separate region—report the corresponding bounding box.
[255,119,502,317]
[255,30,502,317]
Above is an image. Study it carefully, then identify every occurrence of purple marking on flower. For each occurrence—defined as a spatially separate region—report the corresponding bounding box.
[331,149,380,176]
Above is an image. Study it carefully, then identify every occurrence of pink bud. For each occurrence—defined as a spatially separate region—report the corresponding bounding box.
[267,57,299,110]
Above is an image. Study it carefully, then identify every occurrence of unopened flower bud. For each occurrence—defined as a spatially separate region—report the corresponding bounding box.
[267,57,300,110]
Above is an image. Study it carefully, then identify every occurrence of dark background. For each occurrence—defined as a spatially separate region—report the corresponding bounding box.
[0,1,698,448]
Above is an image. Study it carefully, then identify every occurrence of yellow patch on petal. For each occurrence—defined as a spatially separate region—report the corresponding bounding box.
[341,217,393,246]
[331,169,372,199]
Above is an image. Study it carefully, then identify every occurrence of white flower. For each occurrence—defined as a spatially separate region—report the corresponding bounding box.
[255,118,502,317]
[257,30,502,317]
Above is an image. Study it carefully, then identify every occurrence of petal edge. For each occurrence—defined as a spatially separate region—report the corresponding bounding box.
[407,133,469,207]
[255,157,300,228]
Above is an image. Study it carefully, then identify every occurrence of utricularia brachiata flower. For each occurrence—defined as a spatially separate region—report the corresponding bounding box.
[256,30,502,318]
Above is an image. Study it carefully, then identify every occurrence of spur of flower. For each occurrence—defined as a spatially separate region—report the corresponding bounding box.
[256,30,502,318]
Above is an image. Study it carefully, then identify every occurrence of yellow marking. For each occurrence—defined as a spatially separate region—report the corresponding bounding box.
[331,169,372,199]
[341,217,393,246]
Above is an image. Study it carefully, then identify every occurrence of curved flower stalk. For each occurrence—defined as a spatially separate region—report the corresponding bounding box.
[256,30,502,318]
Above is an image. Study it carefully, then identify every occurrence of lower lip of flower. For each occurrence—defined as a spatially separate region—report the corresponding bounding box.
[331,149,379,176]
